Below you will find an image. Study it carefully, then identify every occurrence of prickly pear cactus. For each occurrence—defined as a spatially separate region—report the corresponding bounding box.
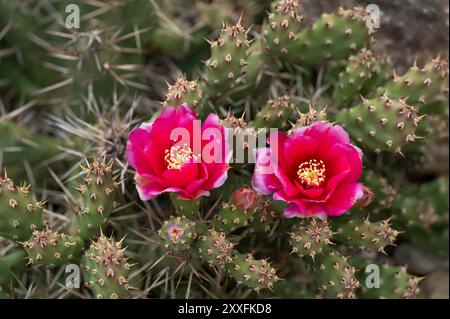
[337,94,423,154]
[0,175,45,241]
[203,19,252,101]
[81,234,132,299]
[23,228,83,267]
[71,158,120,240]
[0,0,447,301]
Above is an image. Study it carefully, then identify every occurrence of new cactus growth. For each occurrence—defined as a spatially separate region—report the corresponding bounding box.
[81,234,133,299]
[23,228,83,267]
[0,174,45,241]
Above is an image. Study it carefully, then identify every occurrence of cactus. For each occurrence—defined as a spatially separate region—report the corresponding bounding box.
[333,48,380,108]
[158,215,197,253]
[212,188,260,233]
[203,19,252,101]
[0,0,447,300]
[337,94,423,154]
[295,7,373,65]
[263,0,304,61]
[382,56,449,114]
[81,234,133,299]
[196,229,235,268]
[289,218,334,259]
[23,228,83,267]
[163,76,203,109]
[333,217,399,254]
[0,174,45,241]
[314,250,360,299]
[359,264,422,299]
[290,105,328,131]
[228,252,280,293]
[170,194,201,220]
[71,158,120,240]
[196,229,279,292]
[361,171,397,213]
[252,95,295,129]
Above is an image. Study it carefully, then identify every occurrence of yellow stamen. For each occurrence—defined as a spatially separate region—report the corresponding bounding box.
[297,159,326,188]
[165,144,194,170]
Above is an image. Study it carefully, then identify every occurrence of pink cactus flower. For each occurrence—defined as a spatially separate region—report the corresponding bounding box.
[126,104,231,200]
[252,121,364,219]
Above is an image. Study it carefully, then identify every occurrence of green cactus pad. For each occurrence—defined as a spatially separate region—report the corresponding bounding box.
[383,56,449,114]
[295,7,373,65]
[203,19,252,100]
[81,234,133,299]
[361,171,397,212]
[289,218,335,259]
[263,0,304,60]
[252,95,295,129]
[0,175,45,241]
[333,48,380,108]
[228,252,280,293]
[359,264,422,299]
[23,228,83,267]
[170,194,201,220]
[337,94,424,154]
[196,229,235,268]
[290,105,328,131]
[314,250,360,299]
[334,217,399,253]
[72,158,120,240]
[212,203,256,233]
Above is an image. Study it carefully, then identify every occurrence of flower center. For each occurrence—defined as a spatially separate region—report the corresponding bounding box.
[167,224,184,243]
[165,144,194,169]
[297,159,326,188]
